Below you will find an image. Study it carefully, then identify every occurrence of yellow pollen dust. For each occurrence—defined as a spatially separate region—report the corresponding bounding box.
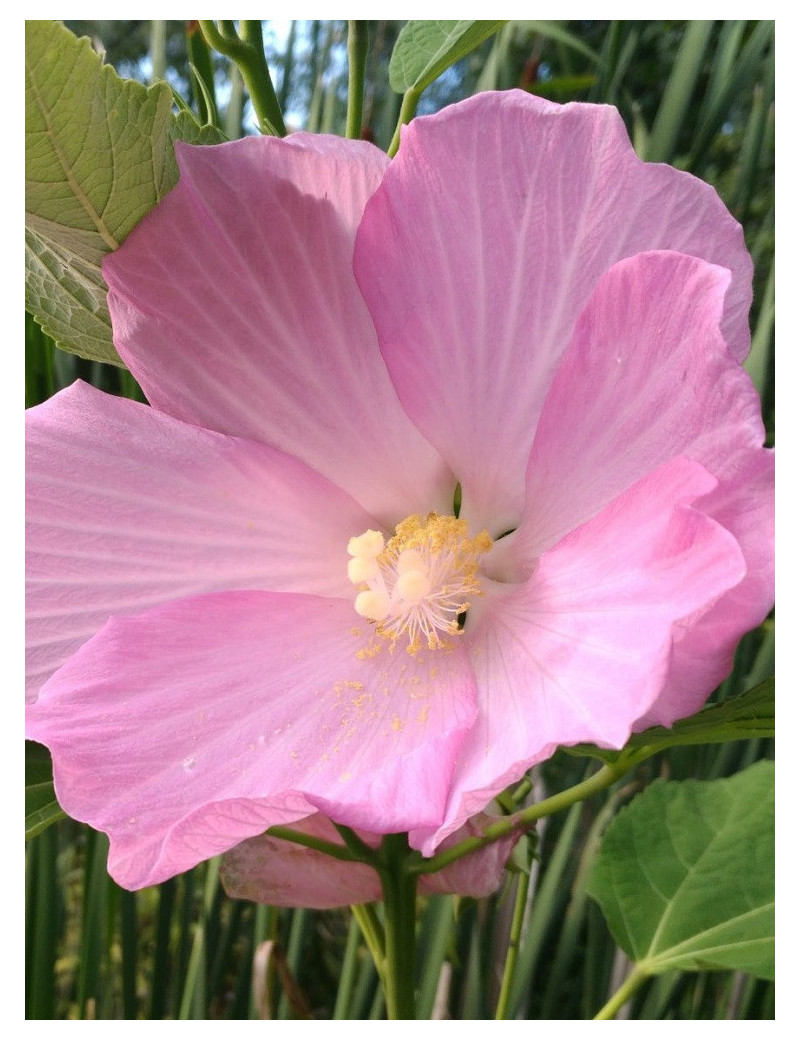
[346,513,492,654]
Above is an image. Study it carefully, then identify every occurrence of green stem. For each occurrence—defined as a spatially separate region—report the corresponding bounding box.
[346,21,369,139]
[333,914,363,1019]
[387,88,422,157]
[350,903,386,982]
[494,869,530,1019]
[150,21,167,83]
[186,21,219,127]
[239,20,286,135]
[198,20,286,136]
[411,756,643,877]
[224,65,245,140]
[266,825,364,863]
[277,20,297,111]
[594,964,650,1020]
[511,776,533,804]
[333,822,381,865]
[377,834,418,1019]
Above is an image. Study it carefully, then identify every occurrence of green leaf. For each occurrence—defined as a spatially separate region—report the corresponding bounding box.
[587,761,774,980]
[26,742,65,839]
[689,20,774,170]
[644,20,714,163]
[567,677,775,763]
[25,226,115,365]
[745,255,775,401]
[627,677,775,751]
[389,20,506,94]
[25,21,224,367]
[170,110,228,148]
[474,22,516,93]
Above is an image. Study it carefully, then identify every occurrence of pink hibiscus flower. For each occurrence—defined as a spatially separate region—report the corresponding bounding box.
[25,91,774,891]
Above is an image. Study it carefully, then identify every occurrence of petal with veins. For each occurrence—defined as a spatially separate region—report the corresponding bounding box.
[27,591,477,889]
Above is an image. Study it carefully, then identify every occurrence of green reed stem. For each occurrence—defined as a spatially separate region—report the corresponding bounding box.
[346,22,369,139]
[377,834,418,1019]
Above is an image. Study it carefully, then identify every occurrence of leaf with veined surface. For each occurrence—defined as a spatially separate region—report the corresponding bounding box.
[389,21,506,95]
[567,677,774,763]
[26,742,65,839]
[587,761,774,980]
[25,20,224,366]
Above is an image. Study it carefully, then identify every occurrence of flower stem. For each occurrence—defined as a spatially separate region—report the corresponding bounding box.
[494,868,530,1019]
[185,21,219,127]
[387,88,422,158]
[198,20,286,137]
[333,822,380,865]
[265,825,364,863]
[377,834,418,1019]
[594,963,650,1019]
[346,21,369,139]
[350,903,386,984]
[333,914,363,1019]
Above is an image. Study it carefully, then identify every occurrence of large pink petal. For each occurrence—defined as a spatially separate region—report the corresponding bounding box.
[410,456,746,853]
[102,134,453,524]
[354,91,752,532]
[636,450,775,727]
[26,381,379,702]
[500,250,774,728]
[506,250,768,569]
[26,591,477,889]
[220,810,516,908]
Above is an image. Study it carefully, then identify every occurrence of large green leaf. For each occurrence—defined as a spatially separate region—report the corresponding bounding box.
[389,20,506,94]
[26,741,65,839]
[587,761,774,980]
[25,21,224,366]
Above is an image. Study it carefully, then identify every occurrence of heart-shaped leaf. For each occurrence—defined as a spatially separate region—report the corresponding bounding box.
[587,761,774,980]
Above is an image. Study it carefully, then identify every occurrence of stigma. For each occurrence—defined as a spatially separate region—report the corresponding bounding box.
[347,514,492,653]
